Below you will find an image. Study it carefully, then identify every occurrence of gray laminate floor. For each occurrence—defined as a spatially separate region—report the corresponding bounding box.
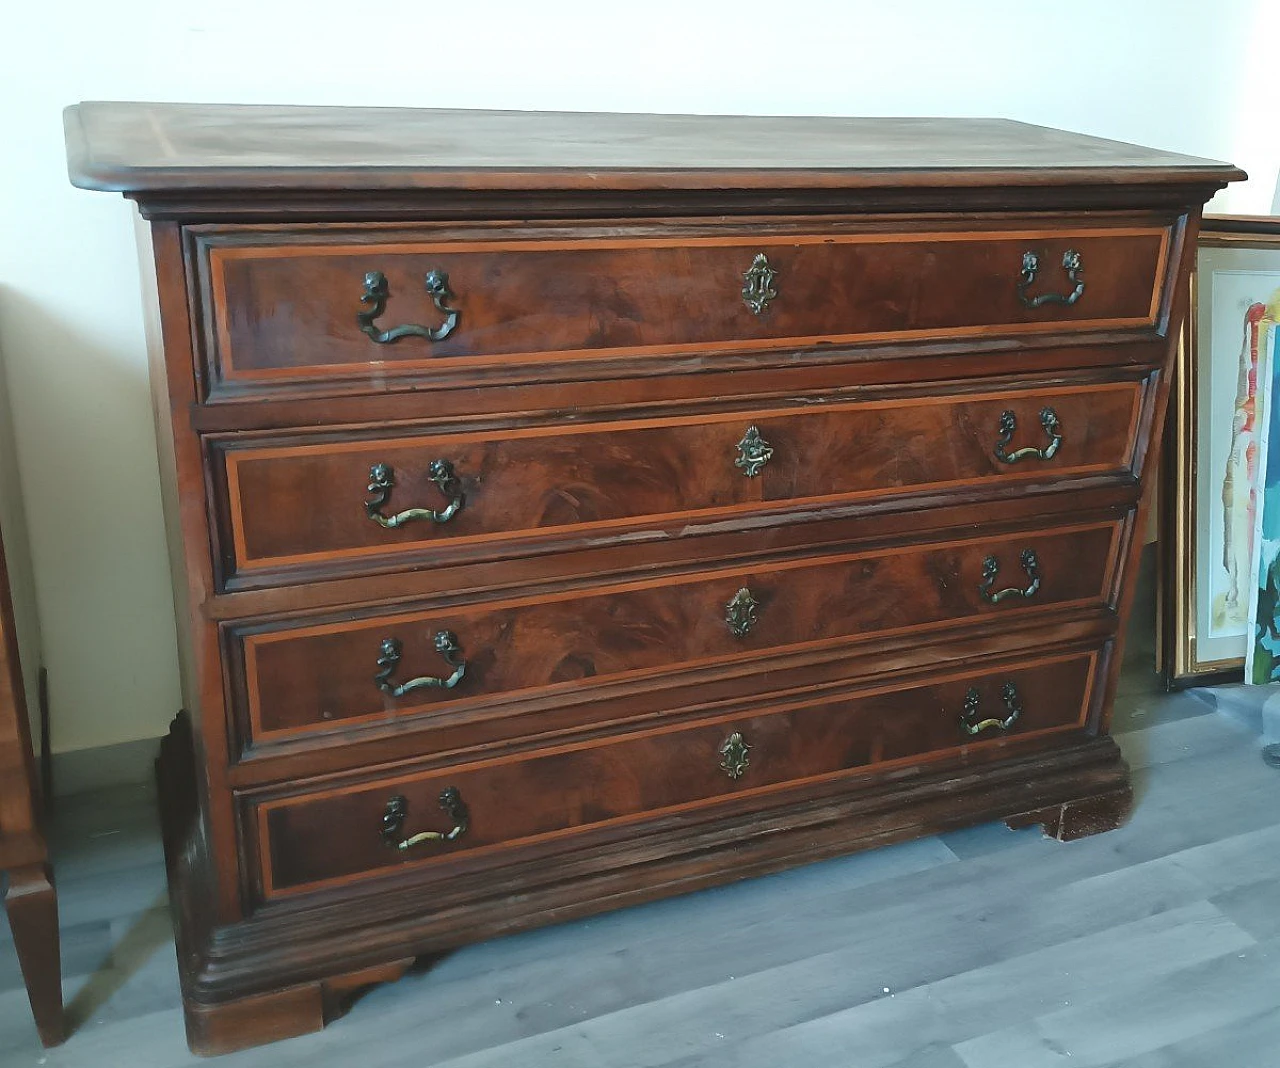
[3,602,1279,1065]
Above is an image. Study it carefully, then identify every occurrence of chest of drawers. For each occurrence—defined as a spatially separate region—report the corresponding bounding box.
[64,103,1241,1054]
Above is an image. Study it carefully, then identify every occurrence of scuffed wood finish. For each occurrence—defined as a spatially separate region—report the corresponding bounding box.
[251,650,1097,898]
[65,104,1240,193]
[229,613,1125,790]
[234,520,1121,750]
[201,224,1168,391]
[64,102,1239,1054]
[1006,787,1134,841]
[219,380,1144,586]
[179,957,415,1056]
[183,711,1133,1017]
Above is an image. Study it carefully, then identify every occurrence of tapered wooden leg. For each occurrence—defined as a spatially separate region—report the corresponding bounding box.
[5,862,64,1046]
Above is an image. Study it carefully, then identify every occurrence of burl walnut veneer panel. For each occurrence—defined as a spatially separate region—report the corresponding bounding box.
[217,379,1143,588]
[201,226,1167,389]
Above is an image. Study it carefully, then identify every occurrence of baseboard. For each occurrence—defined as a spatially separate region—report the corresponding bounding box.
[51,736,160,798]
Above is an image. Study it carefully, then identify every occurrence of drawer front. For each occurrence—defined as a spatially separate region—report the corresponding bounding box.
[248,650,1099,897]
[198,223,1168,394]
[219,380,1144,585]
[232,518,1122,747]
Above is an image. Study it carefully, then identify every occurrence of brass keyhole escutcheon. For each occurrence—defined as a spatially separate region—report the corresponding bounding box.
[735,425,773,477]
[741,253,778,314]
[719,732,751,779]
[725,588,760,637]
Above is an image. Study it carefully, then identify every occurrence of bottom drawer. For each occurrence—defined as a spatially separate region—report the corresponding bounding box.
[249,649,1099,898]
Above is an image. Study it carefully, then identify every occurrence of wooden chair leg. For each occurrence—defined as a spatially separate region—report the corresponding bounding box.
[5,862,64,1046]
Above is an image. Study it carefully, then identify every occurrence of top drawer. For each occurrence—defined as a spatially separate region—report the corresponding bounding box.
[191,221,1171,400]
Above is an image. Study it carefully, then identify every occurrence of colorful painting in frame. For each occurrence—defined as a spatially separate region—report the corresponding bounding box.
[1163,218,1280,684]
[1248,326,1280,682]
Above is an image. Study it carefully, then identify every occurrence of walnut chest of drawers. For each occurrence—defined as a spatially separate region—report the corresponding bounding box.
[64,103,1241,1054]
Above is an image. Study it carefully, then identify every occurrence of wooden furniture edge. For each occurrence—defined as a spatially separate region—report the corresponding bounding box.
[156,708,1130,1054]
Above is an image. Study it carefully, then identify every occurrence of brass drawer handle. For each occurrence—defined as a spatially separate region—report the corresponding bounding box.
[741,253,778,314]
[358,269,460,343]
[735,425,773,476]
[725,588,760,637]
[719,731,751,779]
[960,682,1022,736]
[994,407,1062,464]
[375,631,466,697]
[979,548,1041,603]
[365,461,464,528]
[382,788,468,850]
[1017,249,1085,308]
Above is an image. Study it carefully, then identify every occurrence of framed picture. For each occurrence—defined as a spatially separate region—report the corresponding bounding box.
[1163,216,1280,684]
[1247,315,1280,683]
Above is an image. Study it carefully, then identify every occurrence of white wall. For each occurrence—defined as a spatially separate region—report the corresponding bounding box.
[0,0,1272,753]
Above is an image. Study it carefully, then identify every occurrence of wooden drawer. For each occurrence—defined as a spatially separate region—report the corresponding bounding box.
[246,649,1098,898]
[229,518,1122,750]
[194,221,1169,397]
[216,379,1145,588]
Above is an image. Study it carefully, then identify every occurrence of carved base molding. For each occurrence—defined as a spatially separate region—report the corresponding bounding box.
[157,713,1131,1055]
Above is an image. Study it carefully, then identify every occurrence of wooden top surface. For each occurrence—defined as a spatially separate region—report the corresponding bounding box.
[64,102,1243,194]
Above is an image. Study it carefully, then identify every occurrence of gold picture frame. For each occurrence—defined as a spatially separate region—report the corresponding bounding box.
[1162,215,1280,684]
